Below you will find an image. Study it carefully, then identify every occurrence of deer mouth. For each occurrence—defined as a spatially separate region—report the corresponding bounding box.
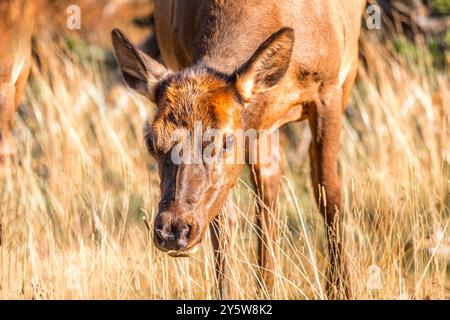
[166,244,201,257]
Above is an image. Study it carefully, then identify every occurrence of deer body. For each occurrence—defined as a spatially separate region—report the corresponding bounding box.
[113,0,366,299]
[0,0,37,171]
[154,0,364,128]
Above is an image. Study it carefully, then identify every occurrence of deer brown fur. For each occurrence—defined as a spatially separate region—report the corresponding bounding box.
[0,0,38,173]
[113,0,366,299]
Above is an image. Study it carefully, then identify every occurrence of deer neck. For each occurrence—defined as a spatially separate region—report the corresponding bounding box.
[192,2,281,75]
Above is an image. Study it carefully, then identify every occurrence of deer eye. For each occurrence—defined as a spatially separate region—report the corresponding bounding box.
[223,135,235,153]
[144,124,156,155]
[146,136,159,158]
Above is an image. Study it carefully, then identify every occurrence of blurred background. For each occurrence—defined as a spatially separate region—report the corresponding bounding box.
[0,0,448,299]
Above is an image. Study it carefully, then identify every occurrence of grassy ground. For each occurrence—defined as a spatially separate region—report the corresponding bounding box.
[0,3,449,300]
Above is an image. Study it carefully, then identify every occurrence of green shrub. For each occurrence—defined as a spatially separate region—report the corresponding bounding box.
[431,0,450,14]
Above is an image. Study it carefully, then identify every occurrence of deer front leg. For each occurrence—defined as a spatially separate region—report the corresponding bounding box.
[210,200,237,299]
[14,58,31,113]
[0,83,16,175]
[0,60,30,175]
[308,86,351,299]
[250,134,282,295]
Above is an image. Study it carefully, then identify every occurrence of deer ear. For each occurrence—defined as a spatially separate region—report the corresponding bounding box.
[235,27,294,102]
[112,28,168,102]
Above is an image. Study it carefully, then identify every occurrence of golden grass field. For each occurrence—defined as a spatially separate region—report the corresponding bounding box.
[0,2,449,299]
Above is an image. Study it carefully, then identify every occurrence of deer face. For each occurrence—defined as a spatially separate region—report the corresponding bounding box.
[112,27,294,256]
[145,70,245,255]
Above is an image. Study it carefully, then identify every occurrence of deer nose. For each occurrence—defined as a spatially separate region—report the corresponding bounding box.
[154,216,193,251]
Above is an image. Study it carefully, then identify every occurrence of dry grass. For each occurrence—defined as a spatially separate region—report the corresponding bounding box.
[0,10,449,299]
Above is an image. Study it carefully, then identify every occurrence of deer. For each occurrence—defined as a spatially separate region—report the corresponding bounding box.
[112,0,366,299]
[0,0,38,175]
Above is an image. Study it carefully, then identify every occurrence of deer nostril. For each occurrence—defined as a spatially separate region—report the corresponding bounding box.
[172,224,191,247]
[155,224,167,243]
[185,224,192,240]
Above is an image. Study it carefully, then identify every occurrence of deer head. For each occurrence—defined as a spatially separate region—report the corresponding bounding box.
[112,27,294,256]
